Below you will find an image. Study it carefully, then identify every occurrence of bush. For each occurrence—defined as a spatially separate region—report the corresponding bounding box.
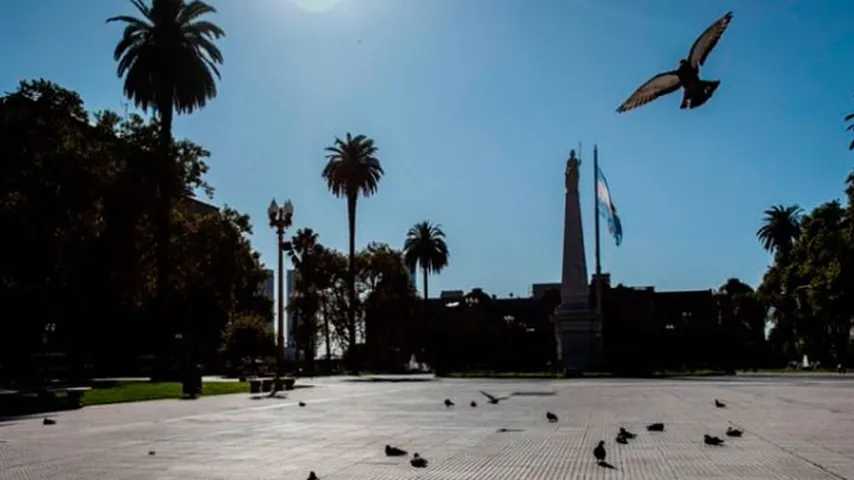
[221,315,274,373]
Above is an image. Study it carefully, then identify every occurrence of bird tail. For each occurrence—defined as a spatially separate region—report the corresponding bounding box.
[682,80,720,109]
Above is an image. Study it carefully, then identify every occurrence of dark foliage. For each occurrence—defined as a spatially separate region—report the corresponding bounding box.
[0,81,269,385]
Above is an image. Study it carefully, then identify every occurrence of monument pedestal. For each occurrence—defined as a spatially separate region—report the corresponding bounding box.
[553,306,602,375]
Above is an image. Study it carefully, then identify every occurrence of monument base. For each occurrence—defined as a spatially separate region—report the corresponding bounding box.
[552,305,602,375]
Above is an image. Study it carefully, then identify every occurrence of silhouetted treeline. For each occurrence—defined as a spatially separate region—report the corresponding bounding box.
[0,80,272,385]
[757,180,854,368]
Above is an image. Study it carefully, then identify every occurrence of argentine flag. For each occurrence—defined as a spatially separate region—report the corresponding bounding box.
[596,166,623,246]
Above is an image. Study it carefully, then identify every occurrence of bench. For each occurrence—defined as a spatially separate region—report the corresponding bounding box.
[0,389,20,413]
[40,386,92,409]
[0,386,91,414]
[51,386,91,408]
[248,377,295,394]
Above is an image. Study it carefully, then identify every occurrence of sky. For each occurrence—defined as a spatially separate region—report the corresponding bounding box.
[2,0,853,298]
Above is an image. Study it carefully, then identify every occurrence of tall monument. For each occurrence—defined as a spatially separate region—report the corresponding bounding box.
[553,150,602,374]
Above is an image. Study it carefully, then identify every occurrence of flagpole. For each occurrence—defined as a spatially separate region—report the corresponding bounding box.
[593,144,603,317]
[594,144,601,277]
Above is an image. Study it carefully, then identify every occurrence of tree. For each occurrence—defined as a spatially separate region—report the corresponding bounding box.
[322,133,383,367]
[286,228,324,372]
[108,0,225,347]
[221,314,274,372]
[716,278,767,369]
[756,205,803,258]
[403,221,449,300]
[0,80,269,382]
[790,202,851,366]
[360,243,418,370]
[173,206,272,371]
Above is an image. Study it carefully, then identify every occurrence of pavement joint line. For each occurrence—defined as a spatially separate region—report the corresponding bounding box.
[741,423,850,480]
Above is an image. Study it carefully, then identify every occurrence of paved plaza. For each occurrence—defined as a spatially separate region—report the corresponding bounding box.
[2,375,854,479]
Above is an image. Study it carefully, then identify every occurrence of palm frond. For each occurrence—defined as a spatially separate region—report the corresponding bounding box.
[109,0,224,116]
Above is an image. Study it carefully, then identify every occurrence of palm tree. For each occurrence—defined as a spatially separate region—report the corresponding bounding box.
[322,133,383,362]
[757,204,803,257]
[108,0,224,329]
[403,221,449,300]
[287,228,323,372]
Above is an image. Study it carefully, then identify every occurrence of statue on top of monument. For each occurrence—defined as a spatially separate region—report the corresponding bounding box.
[565,149,580,191]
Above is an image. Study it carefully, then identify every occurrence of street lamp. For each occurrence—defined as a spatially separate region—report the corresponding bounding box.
[269,198,294,376]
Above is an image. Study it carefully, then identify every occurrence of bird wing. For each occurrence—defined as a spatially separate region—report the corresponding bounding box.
[616,71,681,113]
[688,12,733,69]
[480,391,498,402]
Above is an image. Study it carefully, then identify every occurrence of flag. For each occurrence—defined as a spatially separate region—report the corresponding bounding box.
[596,166,623,246]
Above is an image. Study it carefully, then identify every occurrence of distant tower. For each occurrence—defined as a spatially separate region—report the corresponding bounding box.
[552,150,602,374]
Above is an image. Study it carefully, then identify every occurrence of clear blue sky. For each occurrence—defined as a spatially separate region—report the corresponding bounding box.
[2,0,853,297]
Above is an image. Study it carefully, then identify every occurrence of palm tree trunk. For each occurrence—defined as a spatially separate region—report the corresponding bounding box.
[156,95,175,376]
[423,267,428,300]
[346,193,358,370]
[322,296,332,371]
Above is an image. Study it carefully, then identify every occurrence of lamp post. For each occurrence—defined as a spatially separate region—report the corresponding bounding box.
[268,198,294,376]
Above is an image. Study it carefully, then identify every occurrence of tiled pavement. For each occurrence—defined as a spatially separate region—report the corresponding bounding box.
[2,375,854,479]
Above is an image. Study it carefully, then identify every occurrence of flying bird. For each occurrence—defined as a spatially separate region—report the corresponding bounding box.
[619,427,637,440]
[726,427,743,437]
[704,434,725,446]
[386,445,408,456]
[647,423,665,432]
[546,412,559,423]
[411,453,428,468]
[594,441,607,463]
[617,11,733,113]
[480,391,510,404]
[444,399,455,407]
[43,417,56,426]
[715,399,726,408]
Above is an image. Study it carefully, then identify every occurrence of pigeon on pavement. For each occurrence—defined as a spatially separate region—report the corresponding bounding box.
[410,453,428,468]
[647,423,665,432]
[594,441,607,462]
[726,427,743,437]
[42,418,56,425]
[704,434,725,446]
[444,399,454,407]
[619,427,637,439]
[546,412,559,423]
[715,399,726,408]
[480,391,510,404]
[385,445,407,456]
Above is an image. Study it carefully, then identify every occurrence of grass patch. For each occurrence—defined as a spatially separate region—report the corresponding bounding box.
[82,381,248,406]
